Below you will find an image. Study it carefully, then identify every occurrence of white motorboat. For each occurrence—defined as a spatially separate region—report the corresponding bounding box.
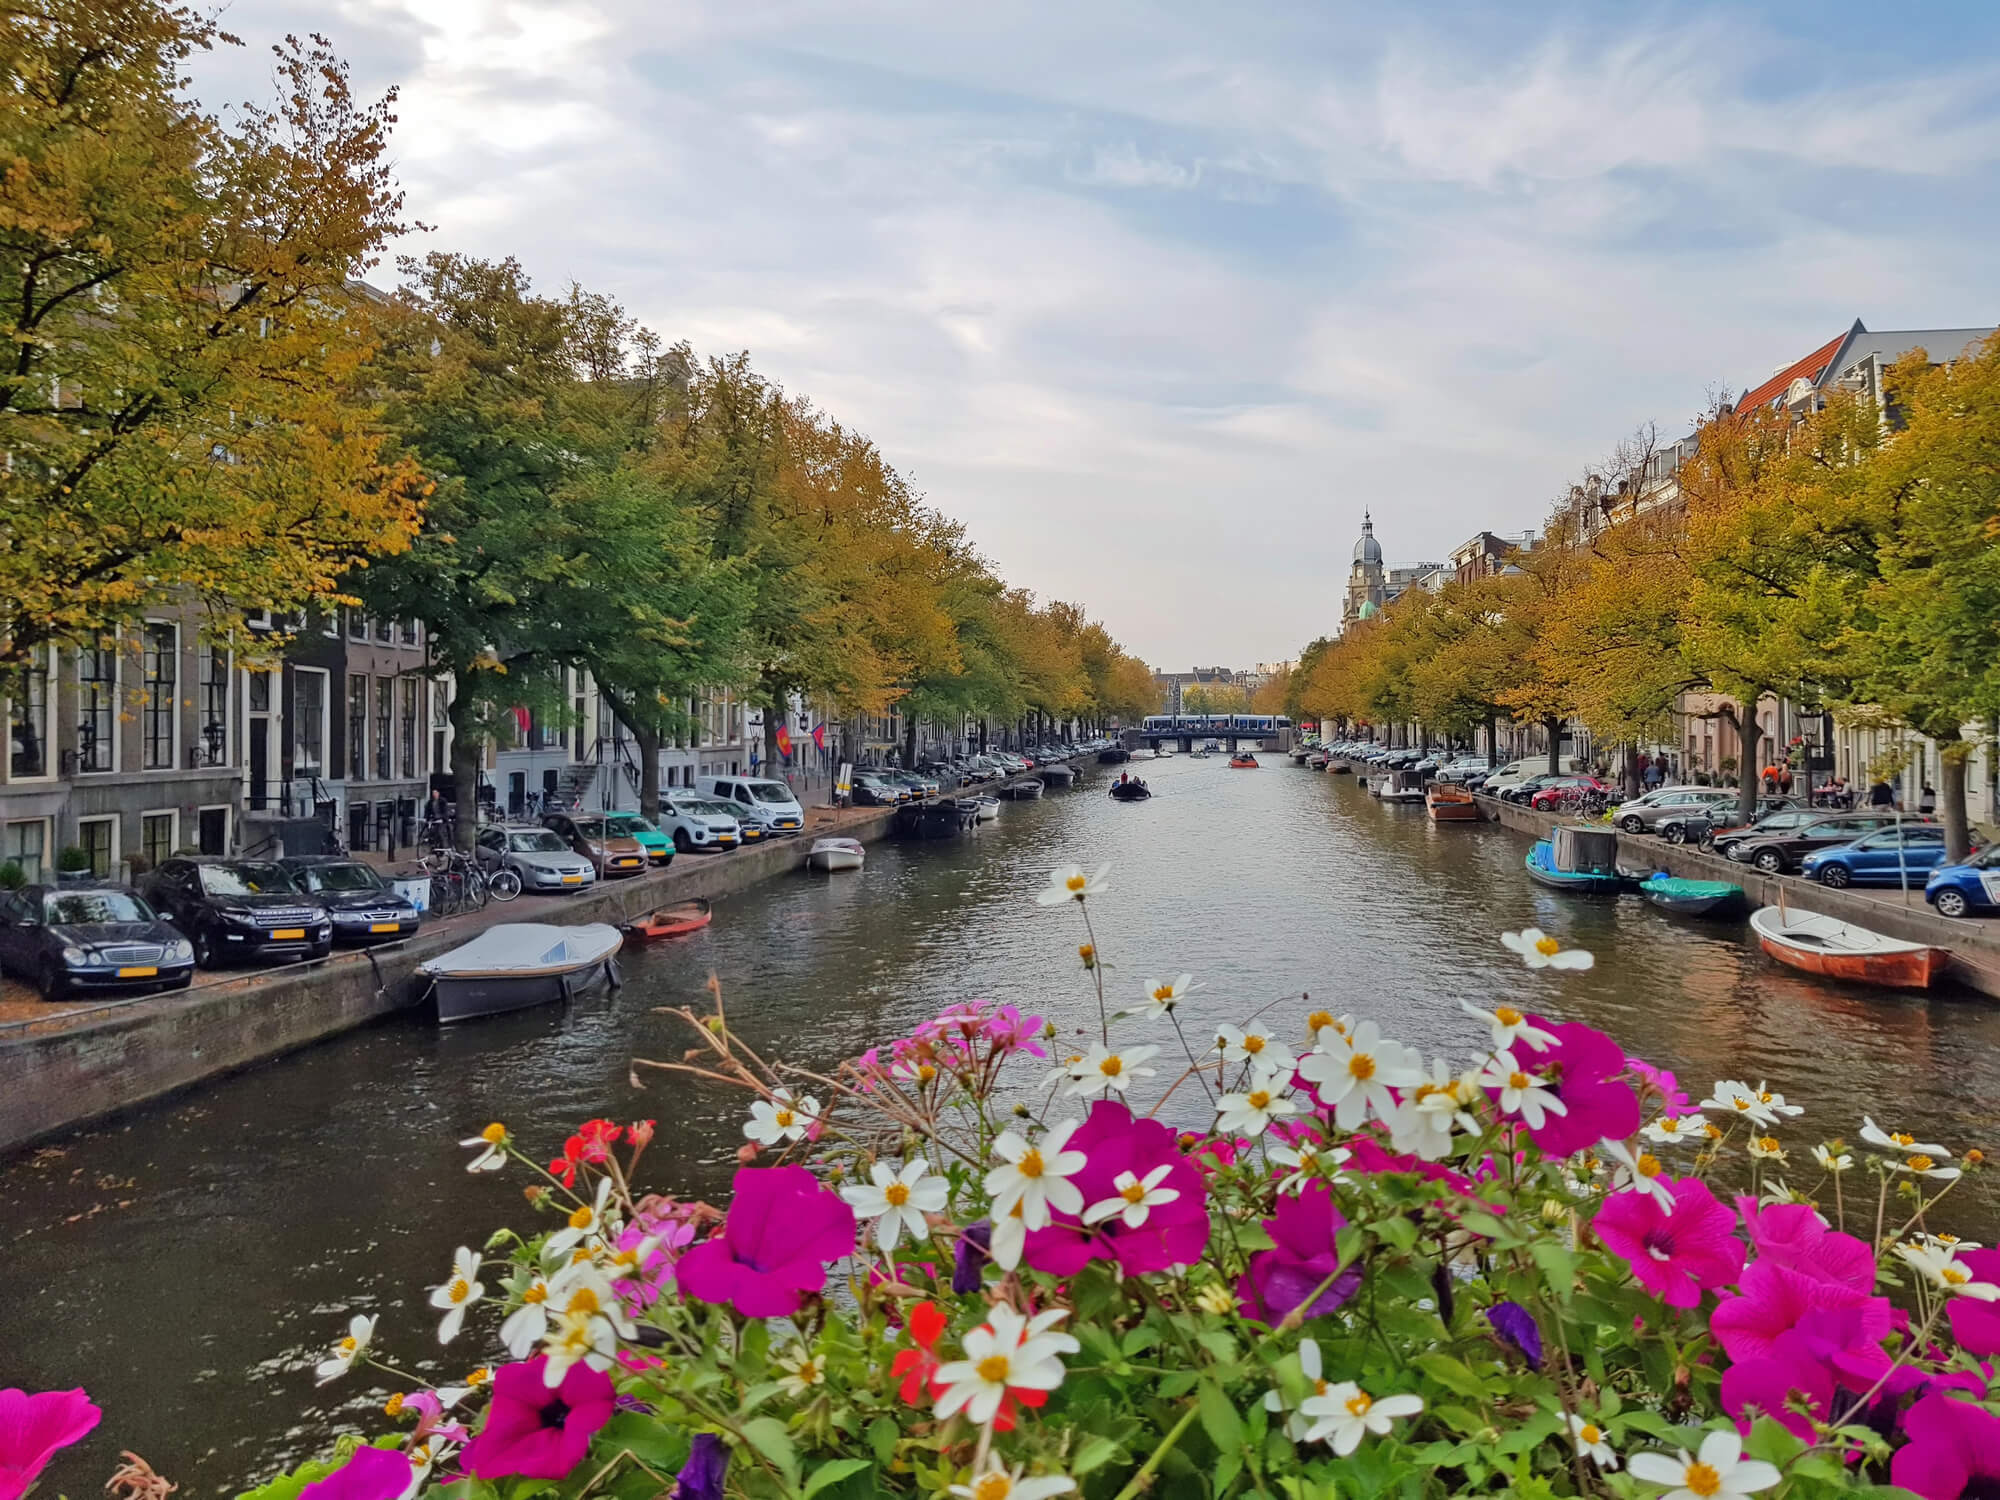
[974,796,1000,822]
[420,922,623,1023]
[809,836,866,872]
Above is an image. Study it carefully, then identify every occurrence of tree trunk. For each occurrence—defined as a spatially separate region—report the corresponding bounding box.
[1545,716,1563,775]
[635,721,661,821]
[1621,740,1641,799]
[448,683,483,852]
[902,712,919,770]
[1735,696,1762,824]
[1483,711,1498,765]
[1939,734,1972,864]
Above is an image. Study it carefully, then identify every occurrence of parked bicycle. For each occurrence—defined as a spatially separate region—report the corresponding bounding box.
[423,846,521,914]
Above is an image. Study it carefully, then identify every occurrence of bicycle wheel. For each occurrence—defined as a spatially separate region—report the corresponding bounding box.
[487,867,522,901]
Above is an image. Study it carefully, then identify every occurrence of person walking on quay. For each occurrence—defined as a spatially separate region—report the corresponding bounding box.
[1920,783,1939,815]
[1644,759,1664,791]
[1868,776,1897,811]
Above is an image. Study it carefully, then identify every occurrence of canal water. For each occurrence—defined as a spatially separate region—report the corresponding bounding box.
[11,756,2000,1493]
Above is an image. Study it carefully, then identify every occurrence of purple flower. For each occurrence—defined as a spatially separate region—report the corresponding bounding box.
[1892,1390,2000,1500]
[1486,1301,1541,1367]
[1020,1100,1209,1278]
[0,1388,101,1500]
[461,1358,615,1481]
[1524,1019,1640,1158]
[677,1167,856,1318]
[954,1222,993,1294]
[1236,1180,1361,1325]
[675,1433,730,1500]
[298,1446,412,1500]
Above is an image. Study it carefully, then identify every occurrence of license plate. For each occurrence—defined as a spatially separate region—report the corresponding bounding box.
[271,928,305,939]
[616,857,639,867]
[369,922,399,933]
[562,875,583,885]
[117,966,157,978]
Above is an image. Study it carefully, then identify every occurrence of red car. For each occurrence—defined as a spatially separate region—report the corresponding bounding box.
[1530,775,1613,812]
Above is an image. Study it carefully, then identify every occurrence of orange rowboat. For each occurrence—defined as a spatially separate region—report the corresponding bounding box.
[624,898,712,942]
[1748,906,1947,990]
[1425,784,1480,822]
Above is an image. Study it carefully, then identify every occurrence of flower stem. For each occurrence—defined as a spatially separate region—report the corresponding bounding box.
[1111,1402,1200,1500]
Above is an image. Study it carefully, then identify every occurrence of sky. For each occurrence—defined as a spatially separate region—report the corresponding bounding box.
[191,0,2000,670]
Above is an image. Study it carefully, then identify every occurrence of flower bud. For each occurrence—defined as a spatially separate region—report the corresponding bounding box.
[1012,1103,1030,1118]
[1968,1148,1985,1166]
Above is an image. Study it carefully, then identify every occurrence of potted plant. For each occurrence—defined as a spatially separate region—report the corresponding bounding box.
[0,860,24,891]
[56,845,95,885]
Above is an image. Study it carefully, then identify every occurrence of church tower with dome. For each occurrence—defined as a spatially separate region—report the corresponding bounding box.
[1342,511,1388,633]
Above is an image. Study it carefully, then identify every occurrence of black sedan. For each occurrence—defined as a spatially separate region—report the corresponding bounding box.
[279,858,423,945]
[140,858,333,967]
[0,884,196,1001]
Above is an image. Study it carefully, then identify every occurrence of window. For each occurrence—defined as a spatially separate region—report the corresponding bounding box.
[5,819,49,882]
[293,668,327,777]
[348,610,369,641]
[430,678,449,773]
[78,640,117,772]
[347,677,368,781]
[141,811,177,867]
[76,817,117,878]
[199,647,230,766]
[7,647,50,779]
[141,621,177,769]
[375,676,393,779]
[378,617,396,645]
[398,677,419,779]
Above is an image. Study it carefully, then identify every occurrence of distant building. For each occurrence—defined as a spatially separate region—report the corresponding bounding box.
[1450,530,1534,583]
[1340,512,1443,633]
[1151,666,1244,713]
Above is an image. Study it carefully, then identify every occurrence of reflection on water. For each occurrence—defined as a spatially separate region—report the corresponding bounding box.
[10,757,2000,1493]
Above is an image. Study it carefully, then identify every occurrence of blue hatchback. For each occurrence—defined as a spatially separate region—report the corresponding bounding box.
[1800,825,1959,889]
[1926,845,2000,919]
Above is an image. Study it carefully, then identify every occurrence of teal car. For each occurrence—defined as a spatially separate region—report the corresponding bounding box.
[603,812,675,869]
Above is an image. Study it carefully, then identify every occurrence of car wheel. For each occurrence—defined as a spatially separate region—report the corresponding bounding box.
[191,926,217,968]
[1699,831,1717,852]
[1935,889,1970,919]
[1817,865,1852,889]
[1663,823,1689,846]
[673,828,693,852]
[1753,850,1785,875]
[1620,815,1646,834]
[36,958,69,1002]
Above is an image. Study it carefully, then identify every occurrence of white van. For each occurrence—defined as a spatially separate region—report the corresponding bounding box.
[704,775,806,836]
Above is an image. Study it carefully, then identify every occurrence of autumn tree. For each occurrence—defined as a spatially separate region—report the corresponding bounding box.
[1182,683,1249,715]
[0,6,423,671]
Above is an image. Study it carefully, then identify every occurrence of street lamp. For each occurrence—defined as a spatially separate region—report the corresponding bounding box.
[202,719,226,766]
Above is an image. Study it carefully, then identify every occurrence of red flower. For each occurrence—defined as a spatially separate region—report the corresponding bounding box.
[887,1300,1046,1432]
[576,1119,621,1163]
[548,1135,587,1188]
[626,1119,656,1147]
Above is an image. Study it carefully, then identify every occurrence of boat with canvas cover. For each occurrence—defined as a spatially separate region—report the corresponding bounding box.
[1525,827,1625,896]
[808,837,865,872]
[422,923,623,1023]
[1639,874,1746,919]
[1749,906,1948,990]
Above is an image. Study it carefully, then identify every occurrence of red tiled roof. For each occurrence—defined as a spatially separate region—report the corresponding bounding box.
[1734,329,1850,414]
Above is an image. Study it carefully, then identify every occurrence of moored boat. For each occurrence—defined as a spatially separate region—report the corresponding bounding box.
[1639,874,1746,919]
[999,778,1044,800]
[421,923,623,1023]
[624,898,713,939]
[1524,829,1625,896]
[1377,768,1427,803]
[1425,783,1480,822]
[893,799,976,839]
[973,796,1000,822]
[1098,748,1130,765]
[807,838,865,872]
[1039,764,1075,788]
[1749,906,1948,990]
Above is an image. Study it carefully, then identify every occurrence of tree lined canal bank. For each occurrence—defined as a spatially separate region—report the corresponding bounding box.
[13,757,2000,1495]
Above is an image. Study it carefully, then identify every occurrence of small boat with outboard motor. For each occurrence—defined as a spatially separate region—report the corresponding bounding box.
[422,922,623,1023]
[1228,753,1259,768]
[1425,783,1480,822]
[1638,873,1746,919]
[808,837,865,872]
[1109,778,1152,802]
[1524,827,1625,896]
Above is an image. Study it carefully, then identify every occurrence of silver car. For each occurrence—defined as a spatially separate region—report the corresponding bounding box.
[1615,787,1739,835]
[475,826,598,892]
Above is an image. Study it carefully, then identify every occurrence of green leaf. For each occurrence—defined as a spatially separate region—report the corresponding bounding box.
[1072,1436,1123,1476]
[1527,1241,1576,1306]
[1455,1209,1511,1242]
[1215,1450,1244,1495]
[739,1416,799,1488]
[803,1459,872,1497]
[1122,1323,1162,1357]
[1411,1351,1485,1399]
[1433,1404,1485,1435]
[1742,1416,1806,1467]
[1375,1214,1418,1252]
[594,1413,688,1471]
[866,1415,899,1468]
[1199,1380,1246,1453]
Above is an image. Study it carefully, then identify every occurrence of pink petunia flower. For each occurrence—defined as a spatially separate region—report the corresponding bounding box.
[1734,1200,1875,1293]
[1719,1329,1833,1442]
[1592,1175,1743,1308]
[1023,1100,1208,1278]
[0,1387,101,1500]
[1626,1057,1693,1114]
[1524,1019,1640,1159]
[460,1358,614,1481]
[1948,1250,2000,1356]
[676,1166,856,1317]
[297,1446,412,1500]
[1710,1258,1890,1366]
[1893,1390,2000,1500]
[1236,1179,1362,1325]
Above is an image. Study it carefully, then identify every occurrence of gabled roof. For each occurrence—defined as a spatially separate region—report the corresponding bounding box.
[1816,324,1997,389]
[1734,322,1860,414]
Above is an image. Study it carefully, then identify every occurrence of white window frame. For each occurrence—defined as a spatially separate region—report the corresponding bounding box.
[5,643,57,783]
[139,807,180,867]
[194,802,232,857]
[76,636,122,775]
[5,816,53,883]
[140,617,180,772]
[75,814,120,879]
[292,666,330,780]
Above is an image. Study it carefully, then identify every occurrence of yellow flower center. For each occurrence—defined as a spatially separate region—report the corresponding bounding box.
[972,1476,1012,1500]
[467,1367,491,1387]
[794,1358,820,1384]
[1909,1155,1936,1173]
[1704,1123,1723,1140]
[1345,1391,1374,1417]
[775,1109,795,1128]
[1509,1071,1531,1091]
[1534,937,1561,956]
[568,1205,594,1229]
[1580,1423,1601,1446]
[481,1122,507,1144]
[1099,1056,1124,1077]
[1636,1153,1663,1178]
[385,1393,405,1417]
[1313,1377,1329,1397]
[1248,1090,1272,1110]
[1066,874,1087,893]
[976,1354,1012,1383]
[1968,1149,1985,1165]
[884,1182,910,1207]
[917,1064,937,1082]
[565,1286,601,1316]
[1685,1463,1722,1497]
[1495,1005,1524,1025]
[447,1278,472,1304]
[1759,1091,1775,1103]
[1939,1235,1961,1246]
[522,1284,547,1304]
[337,1336,358,1355]
[1121,1179,1148,1204]
[1307,1010,1334,1033]
[1757,1137,1780,1154]
[1658,1118,1681,1134]
[1244,1034,1266,1054]
[1943,1265,1970,1286]
[1348,1052,1376,1081]
[1732,1099,1753,1111]
[1894,1132,1916,1146]
[1017,1148,1045,1179]
[1153,985,1174,1002]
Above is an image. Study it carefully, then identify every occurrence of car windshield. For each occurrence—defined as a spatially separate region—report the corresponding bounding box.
[199,863,294,897]
[291,864,384,893]
[748,783,794,803]
[44,890,152,924]
[571,820,614,839]
[603,815,654,836]
[510,831,567,852]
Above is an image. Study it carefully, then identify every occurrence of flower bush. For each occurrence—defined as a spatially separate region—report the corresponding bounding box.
[19,864,2000,1500]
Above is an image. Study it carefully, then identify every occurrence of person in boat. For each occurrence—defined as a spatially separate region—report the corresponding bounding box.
[1117,771,1128,785]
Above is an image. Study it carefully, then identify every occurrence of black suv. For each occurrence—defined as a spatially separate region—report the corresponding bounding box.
[279,858,423,945]
[0,883,195,1000]
[1725,812,1935,875]
[141,858,333,967]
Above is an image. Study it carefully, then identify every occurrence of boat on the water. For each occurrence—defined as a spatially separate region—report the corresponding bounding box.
[999,778,1044,800]
[1525,827,1625,895]
[893,798,976,839]
[1228,753,1259,768]
[808,837,865,872]
[1639,873,1746,919]
[973,796,1000,823]
[1330,761,1352,774]
[1109,780,1152,801]
[1306,750,1331,770]
[1377,768,1427,804]
[422,923,623,1023]
[1749,906,1948,990]
[1098,748,1131,765]
[1425,783,1480,822]
[624,898,713,939]
[1039,764,1076,788]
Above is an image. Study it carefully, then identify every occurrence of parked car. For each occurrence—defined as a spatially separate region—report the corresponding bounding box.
[1730,812,1932,875]
[1529,776,1613,812]
[657,795,743,852]
[704,775,807,838]
[140,857,332,967]
[543,812,648,877]
[601,812,675,868]
[1801,825,1969,889]
[0,883,195,1000]
[852,772,907,806]
[279,858,423,944]
[1927,846,2000,919]
[1433,757,1490,784]
[1709,807,1835,860]
[474,826,596,891]
[1615,787,1740,834]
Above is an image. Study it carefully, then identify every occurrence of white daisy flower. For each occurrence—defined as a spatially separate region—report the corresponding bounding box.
[1475,1050,1568,1131]
[458,1122,508,1172]
[1568,1414,1618,1469]
[1895,1241,2000,1298]
[1136,974,1197,1019]
[399,1435,454,1500]
[1627,1430,1781,1500]
[1498,928,1594,971]
[1601,1139,1675,1213]
[499,1273,554,1360]
[775,1344,826,1399]
[1297,1021,1422,1130]
[1746,1135,1787,1164]
[313,1314,376,1385]
[1812,1143,1854,1173]
[985,1121,1087,1230]
[934,1305,1078,1426]
[1036,864,1110,906]
[744,1087,818,1147]
[1393,1059,1483,1161]
[1082,1164,1181,1229]
[1066,1042,1159,1098]
[1642,1115,1706,1147]
[545,1176,616,1259]
[428,1247,486,1344]
[1214,1024,1298,1073]
[1752,1082,1803,1118]
[1459,999,1559,1051]
[1701,1081,1778,1127]
[947,1463,1075,1500]
[1304,1010,1353,1049]
[1891,1152,1962,1181]
[1261,1336,1327,1441]
[1269,1140,1350,1196]
[1214,1080,1299,1138]
[1859,1117,1950,1158]
[1298,1382,1424,1455]
[989,1200,1028,1271]
[840,1158,948,1252]
[1921,1232,1983,1253]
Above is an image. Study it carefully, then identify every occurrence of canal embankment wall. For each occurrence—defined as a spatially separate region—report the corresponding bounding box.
[0,799,922,1156]
[1475,792,2000,999]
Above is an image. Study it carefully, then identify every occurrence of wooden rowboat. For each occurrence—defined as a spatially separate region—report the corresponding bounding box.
[623,898,712,941]
[1425,784,1480,822]
[1749,906,1948,990]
